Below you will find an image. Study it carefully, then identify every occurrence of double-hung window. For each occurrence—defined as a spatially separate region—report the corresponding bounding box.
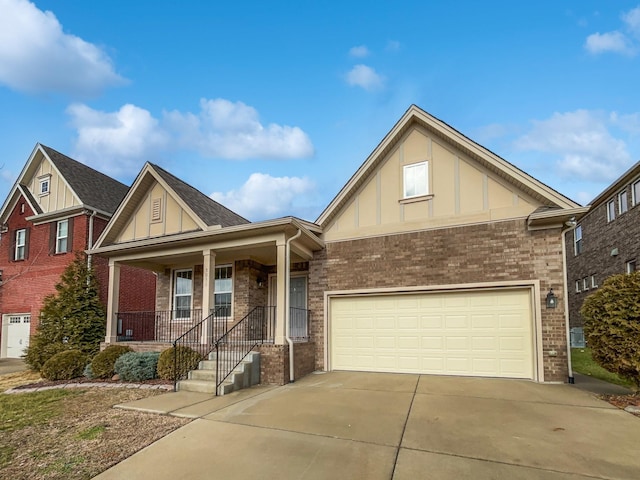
[618,191,628,215]
[627,260,637,274]
[173,269,193,319]
[15,229,26,260]
[214,266,233,317]
[633,180,640,207]
[574,225,583,255]
[403,161,429,199]
[606,200,616,222]
[56,220,68,253]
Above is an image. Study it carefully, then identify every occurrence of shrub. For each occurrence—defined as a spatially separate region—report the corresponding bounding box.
[581,271,640,389]
[157,346,202,381]
[114,351,160,382]
[83,363,94,379]
[41,350,87,381]
[24,254,106,370]
[91,345,133,379]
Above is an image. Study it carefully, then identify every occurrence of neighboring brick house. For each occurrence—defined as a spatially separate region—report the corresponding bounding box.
[565,160,640,337]
[0,144,156,358]
[91,105,587,387]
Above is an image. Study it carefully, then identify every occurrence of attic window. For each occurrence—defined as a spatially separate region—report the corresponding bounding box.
[39,176,51,196]
[151,197,163,222]
[403,161,429,199]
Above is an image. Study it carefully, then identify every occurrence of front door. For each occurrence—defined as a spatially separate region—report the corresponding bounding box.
[269,275,308,339]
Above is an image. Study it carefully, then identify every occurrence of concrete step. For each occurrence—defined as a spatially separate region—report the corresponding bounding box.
[178,351,261,396]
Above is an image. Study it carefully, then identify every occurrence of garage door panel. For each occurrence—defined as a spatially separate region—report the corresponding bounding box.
[330,289,534,379]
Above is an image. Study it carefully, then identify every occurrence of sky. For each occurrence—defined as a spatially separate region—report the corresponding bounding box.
[1,0,639,222]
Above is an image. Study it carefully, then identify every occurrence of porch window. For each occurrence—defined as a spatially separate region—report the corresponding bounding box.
[403,161,428,199]
[174,269,193,319]
[214,265,233,317]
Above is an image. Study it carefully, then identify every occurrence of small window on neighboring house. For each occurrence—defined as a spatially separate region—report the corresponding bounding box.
[591,275,598,289]
[574,225,583,255]
[632,179,640,206]
[575,280,581,293]
[627,260,637,274]
[214,265,233,317]
[151,197,162,222]
[14,229,27,260]
[607,200,616,222]
[56,219,68,253]
[618,190,628,214]
[403,161,429,199]
[39,178,49,195]
[583,277,589,291]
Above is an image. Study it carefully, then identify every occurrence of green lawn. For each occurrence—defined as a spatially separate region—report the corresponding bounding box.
[571,348,635,389]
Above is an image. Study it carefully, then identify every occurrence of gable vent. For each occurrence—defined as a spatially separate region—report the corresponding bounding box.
[151,197,162,222]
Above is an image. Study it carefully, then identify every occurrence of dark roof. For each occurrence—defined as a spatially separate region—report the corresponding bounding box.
[40,145,129,214]
[18,184,43,215]
[150,163,249,227]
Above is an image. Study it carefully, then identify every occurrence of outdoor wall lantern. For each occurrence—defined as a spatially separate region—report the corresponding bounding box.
[546,288,558,309]
[257,277,266,289]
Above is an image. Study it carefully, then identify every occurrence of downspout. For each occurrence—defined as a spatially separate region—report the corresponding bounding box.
[285,228,302,383]
[561,219,577,384]
[86,210,97,272]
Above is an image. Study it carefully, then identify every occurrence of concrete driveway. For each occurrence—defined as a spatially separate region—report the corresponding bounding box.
[0,358,28,375]
[97,372,640,479]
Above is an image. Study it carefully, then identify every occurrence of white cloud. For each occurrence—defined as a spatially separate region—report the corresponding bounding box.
[514,110,633,182]
[345,64,384,91]
[66,103,169,176]
[349,45,370,58]
[211,173,316,221]
[66,99,314,174]
[585,31,634,55]
[610,112,640,134]
[0,0,125,96]
[164,98,314,159]
[622,6,640,35]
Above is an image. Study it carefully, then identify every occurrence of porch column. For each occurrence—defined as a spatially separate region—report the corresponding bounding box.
[201,249,216,343]
[105,260,121,344]
[275,238,287,344]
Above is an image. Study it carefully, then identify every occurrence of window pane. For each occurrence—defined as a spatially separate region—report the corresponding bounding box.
[175,271,192,295]
[607,201,615,221]
[404,162,428,198]
[633,181,640,206]
[16,229,25,245]
[57,220,68,238]
[57,238,67,253]
[215,292,232,316]
[619,192,628,213]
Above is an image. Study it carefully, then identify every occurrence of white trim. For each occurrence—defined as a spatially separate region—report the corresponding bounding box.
[633,179,640,206]
[172,268,194,320]
[55,219,69,254]
[618,189,628,215]
[214,264,234,319]
[402,161,429,199]
[323,280,543,382]
[14,228,26,260]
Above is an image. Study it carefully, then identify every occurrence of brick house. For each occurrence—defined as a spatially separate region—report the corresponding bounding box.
[565,160,640,340]
[90,105,586,391]
[0,144,156,358]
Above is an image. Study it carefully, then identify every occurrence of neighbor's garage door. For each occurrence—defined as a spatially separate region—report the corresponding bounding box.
[330,289,534,379]
[5,315,31,358]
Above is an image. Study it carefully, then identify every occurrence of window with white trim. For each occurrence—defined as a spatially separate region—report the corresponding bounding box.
[618,190,628,214]
[214,265,233,317]
[627,259,637,274]
[591,275,597,289]
[15,229,26,260]
[575,280,581,293]
[583,277,589,291]
[173,269,193,319]
[403,161,428,199]
[39,178,50,195]
[633,179,640,206]
[574,225,583,255]
[607,200,616,222]
[56,219,68,254]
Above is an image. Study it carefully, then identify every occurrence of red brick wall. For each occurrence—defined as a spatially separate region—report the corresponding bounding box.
[308,219,568,382]
[257,342,316,385]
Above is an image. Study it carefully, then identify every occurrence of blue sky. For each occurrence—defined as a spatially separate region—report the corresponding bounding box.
[1,0,639,221]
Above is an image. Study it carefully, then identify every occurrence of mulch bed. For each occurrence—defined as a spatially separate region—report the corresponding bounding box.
[12,377,173,390]
[601,393,640,413]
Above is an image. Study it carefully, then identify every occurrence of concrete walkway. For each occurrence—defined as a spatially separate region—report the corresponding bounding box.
[96,372,640,479]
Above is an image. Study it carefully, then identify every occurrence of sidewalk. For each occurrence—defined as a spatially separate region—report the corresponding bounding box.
[571,372,632,396]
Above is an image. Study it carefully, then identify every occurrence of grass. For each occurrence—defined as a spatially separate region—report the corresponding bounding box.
[0,372,189,480]
[571,348,635,389]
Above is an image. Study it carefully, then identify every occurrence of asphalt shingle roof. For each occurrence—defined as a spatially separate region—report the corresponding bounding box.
[41,145,129,215]
[151,163,249,227]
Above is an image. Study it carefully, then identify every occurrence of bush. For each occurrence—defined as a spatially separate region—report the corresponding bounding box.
[24,342,70,372]
[114,351,160,382]
[41,350,87,381]
[83,363,94,379]
[157,346,202,381]
[581,271,640,389]
[91,345,133,379]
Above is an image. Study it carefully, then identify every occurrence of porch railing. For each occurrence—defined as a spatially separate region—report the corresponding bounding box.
[116,309,203,342]
[215,306,276,395]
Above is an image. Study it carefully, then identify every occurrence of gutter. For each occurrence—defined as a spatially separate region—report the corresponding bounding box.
[285,228,302,383]
[561,219,577,384]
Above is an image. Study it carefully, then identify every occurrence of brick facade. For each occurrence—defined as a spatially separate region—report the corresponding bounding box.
[0,194,156,354]
[565,179,640,328]
[308,219,568,382]
[257,342,316,385]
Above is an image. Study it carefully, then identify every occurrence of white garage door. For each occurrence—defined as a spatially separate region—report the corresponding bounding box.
[5,315,31,358]
[330,289,534,379]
